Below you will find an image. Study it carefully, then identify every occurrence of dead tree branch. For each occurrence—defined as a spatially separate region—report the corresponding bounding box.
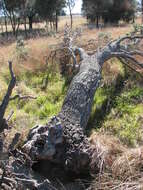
[0,61,16,129]
[116,35,143,46]
[9,95,37,101]
[6,110,14,122]
[118,57,143,77]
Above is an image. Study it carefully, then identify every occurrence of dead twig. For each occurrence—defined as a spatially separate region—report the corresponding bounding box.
[9,94,37,101]
[6,110,14,122]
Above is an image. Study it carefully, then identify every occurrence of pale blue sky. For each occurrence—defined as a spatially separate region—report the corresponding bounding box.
[66,0,82,14]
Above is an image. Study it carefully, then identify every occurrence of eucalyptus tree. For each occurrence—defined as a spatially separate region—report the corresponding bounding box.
[82,0,113,27]
[3,0,23,35]
[82,0,137,26]
[103,0,137,24]
[35,0,66,31]
[0,0,8,34]
[67,0,75,28]
[24,0,36,30]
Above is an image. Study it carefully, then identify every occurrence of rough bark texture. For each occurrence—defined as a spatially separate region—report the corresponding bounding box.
[23,49,105,174]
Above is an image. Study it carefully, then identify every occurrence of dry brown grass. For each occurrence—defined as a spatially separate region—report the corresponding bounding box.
[0,15,86,34]
[89,133,143,190]
[0,19,134,76]
[89,132,125,172]
[81,25,132,42]
[112,147,143,179]
[0,37,55,75]
[1,15,141,76]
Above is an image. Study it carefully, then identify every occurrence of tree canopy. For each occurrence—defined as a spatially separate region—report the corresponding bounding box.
[35,0,66,20]
[0,0,66,32]
[82,0,137,26]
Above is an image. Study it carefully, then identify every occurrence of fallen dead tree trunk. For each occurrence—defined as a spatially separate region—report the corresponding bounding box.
[23,34,143,175]
[0,34,143,189]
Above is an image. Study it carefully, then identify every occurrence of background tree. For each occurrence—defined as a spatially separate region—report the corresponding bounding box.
[82,0,113,27]
[67,0,75,28]
[24,0,36,30]
[55,0,66,31]
[35,0,66,32]
[103,0,137,24]
[82,0,137,26]
[0,0,8,35]
[3,0,23,35]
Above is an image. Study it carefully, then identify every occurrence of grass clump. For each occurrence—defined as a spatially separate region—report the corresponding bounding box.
[102,85,143,146]
[89,59,143,146]
[0,58,67,133]
[88,60,126,130]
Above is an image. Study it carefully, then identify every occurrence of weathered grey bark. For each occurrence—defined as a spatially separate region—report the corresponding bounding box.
[23,48,104,174]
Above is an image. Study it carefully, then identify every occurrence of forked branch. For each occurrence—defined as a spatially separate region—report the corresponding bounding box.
[102,34,143,75]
